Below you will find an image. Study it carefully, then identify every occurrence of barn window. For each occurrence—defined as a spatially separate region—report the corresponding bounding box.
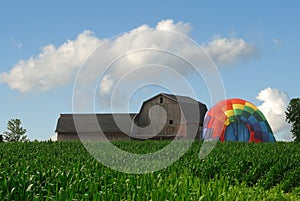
[169,120,173,125]
[160,97,163,103]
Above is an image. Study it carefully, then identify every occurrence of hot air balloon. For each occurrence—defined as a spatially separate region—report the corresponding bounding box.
[203,98,275,142]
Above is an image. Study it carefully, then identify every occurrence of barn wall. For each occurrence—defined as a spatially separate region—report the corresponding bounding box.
[57,132,131,141]
[105,132,131,140]
[57,132,80,141]
[133,95,185,138]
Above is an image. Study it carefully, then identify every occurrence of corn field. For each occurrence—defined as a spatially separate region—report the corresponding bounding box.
[0,141,299,200]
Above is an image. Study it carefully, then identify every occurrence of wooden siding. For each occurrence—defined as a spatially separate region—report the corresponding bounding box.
[132,95,185,138]
[57,132,131,141]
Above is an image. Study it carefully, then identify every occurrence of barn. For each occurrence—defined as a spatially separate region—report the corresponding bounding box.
[55,93,207,141]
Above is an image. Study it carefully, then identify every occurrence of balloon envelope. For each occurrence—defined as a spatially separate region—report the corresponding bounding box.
[203,98,275,142]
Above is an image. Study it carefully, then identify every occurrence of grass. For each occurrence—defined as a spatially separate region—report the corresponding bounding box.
[0,140,299,200]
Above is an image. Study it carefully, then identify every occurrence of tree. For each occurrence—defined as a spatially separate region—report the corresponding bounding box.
[0,134,3,143]
[2,119,28,142]
[286,98,300,142]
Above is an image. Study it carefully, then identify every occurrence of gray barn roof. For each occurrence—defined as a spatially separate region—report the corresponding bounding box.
[55,114,136,133]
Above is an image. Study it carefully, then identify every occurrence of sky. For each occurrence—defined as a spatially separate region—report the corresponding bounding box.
[0,1,299,141]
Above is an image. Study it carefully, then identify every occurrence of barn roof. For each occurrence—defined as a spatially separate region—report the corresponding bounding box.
[55,114,136,133]
[160,93,206,106]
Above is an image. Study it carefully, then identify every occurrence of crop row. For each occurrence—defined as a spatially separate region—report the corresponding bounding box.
[0,141,299,200]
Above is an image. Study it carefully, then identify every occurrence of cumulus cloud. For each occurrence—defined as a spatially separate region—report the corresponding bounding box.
[256,87,293,141]
[0,30,102,92]
[99,75,114,95]
[156,19,191,35]
[0,19,257,94]
[203,36,257,65]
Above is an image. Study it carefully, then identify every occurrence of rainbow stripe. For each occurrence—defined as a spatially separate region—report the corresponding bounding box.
[203,98,275,142]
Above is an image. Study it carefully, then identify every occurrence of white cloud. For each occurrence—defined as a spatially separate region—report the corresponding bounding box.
[99,75,114,95]
[0,30,102,92]
[256,87,293,141]
[0,19,257,94]
[203,36,257,64]
[156,19,191,35]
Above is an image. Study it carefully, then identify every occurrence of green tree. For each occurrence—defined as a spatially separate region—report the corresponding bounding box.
[286,98,300,142]
[2,119,28,142]
[0,134,3,142]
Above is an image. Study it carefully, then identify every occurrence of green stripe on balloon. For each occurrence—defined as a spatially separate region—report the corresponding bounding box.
[252,111,263,122]
[241,110,251,119]
[233,109,243,116]
[256,110,267,121]
[243,105,256,114]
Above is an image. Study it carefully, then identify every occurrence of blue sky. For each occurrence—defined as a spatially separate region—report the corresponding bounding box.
[0,1,299,141]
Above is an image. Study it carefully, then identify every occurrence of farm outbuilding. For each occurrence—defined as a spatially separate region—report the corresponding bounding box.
[55,93,207,141]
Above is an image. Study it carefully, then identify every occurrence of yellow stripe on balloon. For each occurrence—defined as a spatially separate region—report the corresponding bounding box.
[232,104,244,110]
[245,102,258,111]
[224,110,234,117]
[224,118,230,125]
